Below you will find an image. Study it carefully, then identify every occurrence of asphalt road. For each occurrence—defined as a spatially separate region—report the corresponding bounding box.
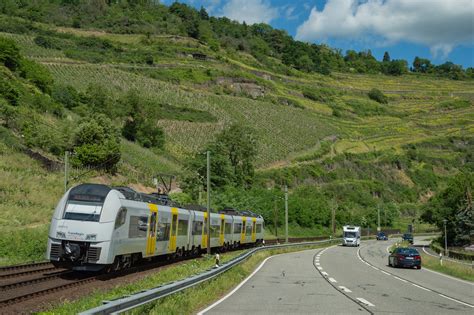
[200,238,473,314]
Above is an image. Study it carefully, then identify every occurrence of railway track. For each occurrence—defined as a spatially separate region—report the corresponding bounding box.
[0,262,58,280]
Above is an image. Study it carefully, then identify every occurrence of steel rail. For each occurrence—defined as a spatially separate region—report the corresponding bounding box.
[80,238,342,315]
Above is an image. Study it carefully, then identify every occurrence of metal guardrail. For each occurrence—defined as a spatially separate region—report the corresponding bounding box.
[79,238,341,315]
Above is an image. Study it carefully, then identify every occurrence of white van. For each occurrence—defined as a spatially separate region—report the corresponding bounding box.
[343,225,360,246]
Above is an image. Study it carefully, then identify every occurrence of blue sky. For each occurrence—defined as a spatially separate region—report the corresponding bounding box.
[162,0,474,68]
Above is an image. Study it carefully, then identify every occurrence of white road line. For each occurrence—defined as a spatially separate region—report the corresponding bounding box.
[386,245,392,253]
[338,286,352,293]
[438,294,474,308]
[371,266,379,270]
[356,298,375,307]
[317,266,323,270]
[393,276,408,283]
[197,255,274,314]
[322,271,328,276]
[412,283,431,292]
[329,277,337,283]
[381,270,390,275]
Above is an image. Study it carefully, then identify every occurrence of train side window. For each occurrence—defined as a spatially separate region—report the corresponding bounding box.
[114,207,127,229]
[256,224,262,233]
[233,223,242,234]
[178,219,188,236]
[193,221,203,235]
[225,223,232,234]
[129,216,147,238]
[157,222,170,241]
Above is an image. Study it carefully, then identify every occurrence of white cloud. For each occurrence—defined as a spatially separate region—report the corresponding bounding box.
[296,0,474,58]
[219,0,279,24]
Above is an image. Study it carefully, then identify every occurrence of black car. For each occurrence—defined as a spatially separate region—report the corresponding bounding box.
[376,232,388,240]
[402,233,413,244]
[389,247,421,269]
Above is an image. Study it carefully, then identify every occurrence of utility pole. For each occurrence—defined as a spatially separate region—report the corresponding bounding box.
[284,185,288,243]
[206,151,211,255]
[377,205,381,232]
[273,198,278,239]
[198,185,202,206]
[64,151,69,193]
[331,202,336,236]
[443,219,448,257]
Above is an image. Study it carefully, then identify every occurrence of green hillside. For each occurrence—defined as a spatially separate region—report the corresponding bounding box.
[0,2,473,265]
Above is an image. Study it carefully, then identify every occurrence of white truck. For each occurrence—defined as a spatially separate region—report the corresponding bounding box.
[343,225,361,246]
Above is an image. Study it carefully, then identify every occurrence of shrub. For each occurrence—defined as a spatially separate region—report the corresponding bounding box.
[136,120,165,148]
[52,84,82,109]
[302,87,335,103]
[72,115,121,172]
[368,88,388,104]
[34,35,61,50]
[0,36,21,71]
[437,99,471,110]
[0,75,20,105]
[19,59,54,94]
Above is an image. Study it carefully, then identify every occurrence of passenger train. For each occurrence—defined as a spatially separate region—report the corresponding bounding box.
[47,184,264,271]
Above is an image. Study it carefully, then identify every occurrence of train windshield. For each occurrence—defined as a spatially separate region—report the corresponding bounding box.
[63,184,111,222]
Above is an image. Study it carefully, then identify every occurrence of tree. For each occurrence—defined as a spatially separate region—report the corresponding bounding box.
[383,51,391,62]
[412,56,433,73]
[217,124,257,187]
[182,124,257,196]
[72,114,121,172]
[421,172,473,246]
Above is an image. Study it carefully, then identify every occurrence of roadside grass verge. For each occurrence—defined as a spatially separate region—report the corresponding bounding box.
[45,242,336,314]
[420,252,474,282]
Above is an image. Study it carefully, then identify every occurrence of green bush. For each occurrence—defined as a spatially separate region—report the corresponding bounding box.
[437,99,471,110]
[0,74,20,105]
[72,114,121,172]
[19,59,54,93]
[136,120,165,148]
[34,35,62,50]
[52,84,82,109]
[302,87,335,103]
[0,36,21,71]
[368,88,388,104]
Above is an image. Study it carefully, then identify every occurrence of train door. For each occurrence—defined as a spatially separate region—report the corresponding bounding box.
[252,218,256,242]
[146,204,158,256]
[168,208,178,253]
[241,218,246,243]
[201,212,208,249]
[220,214,225,246]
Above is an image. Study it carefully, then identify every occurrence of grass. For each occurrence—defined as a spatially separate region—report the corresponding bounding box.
[420,252,474,282]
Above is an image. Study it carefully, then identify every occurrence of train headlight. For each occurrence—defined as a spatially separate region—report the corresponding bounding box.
[86,234,97,241]
[56,231,66,239]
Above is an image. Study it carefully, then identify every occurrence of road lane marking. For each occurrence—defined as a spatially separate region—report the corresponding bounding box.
[393,276,407,283]
[317,266,323,270]
[338,286,352,293]
[385,245,391,253]
[356,298,375,307]
[197,254,275,314]
[316,262,320,266]
[329,277,337,283]
[322,271,328,276]
[411,283,431,292]
[381,270,390,275]
[438,294,474,308]
[371,266,379,270]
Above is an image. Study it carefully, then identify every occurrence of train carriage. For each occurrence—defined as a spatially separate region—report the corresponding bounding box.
[47,184,264,271]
